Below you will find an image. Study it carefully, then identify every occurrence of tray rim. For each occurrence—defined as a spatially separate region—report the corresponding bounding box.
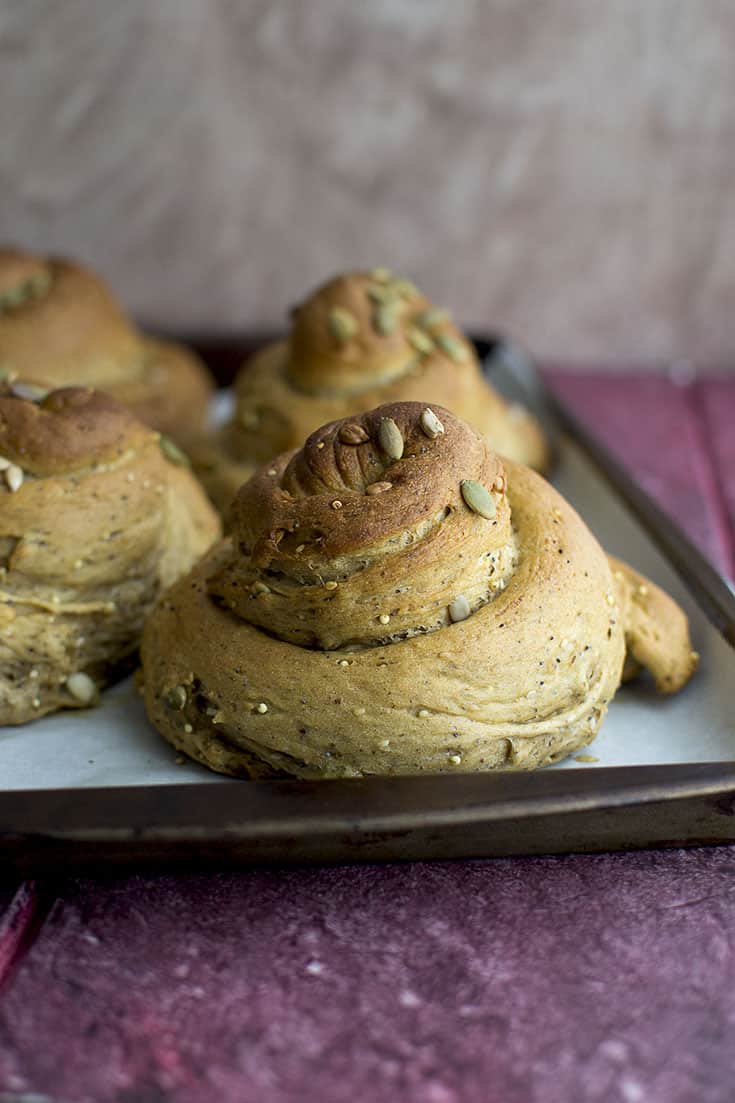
[2,334,735,872]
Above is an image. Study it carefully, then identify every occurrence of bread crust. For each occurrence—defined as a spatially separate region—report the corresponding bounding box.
[0,248,213,442]
[192,271,548,514]
[143,402,695,778]
[0,384,221,725]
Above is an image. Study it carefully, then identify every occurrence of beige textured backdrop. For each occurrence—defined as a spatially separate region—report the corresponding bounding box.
[2,0,735,368]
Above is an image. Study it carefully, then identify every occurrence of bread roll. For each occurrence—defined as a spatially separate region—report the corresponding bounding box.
[194,270,549,514]
[0,381,220,724]
[142,402,696,777]
[0,248,213,443]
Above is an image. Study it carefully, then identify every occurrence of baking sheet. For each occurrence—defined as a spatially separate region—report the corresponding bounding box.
[2,432,732,792]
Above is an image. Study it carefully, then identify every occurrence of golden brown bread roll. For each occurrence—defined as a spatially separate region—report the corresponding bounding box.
[194,270,549,514]
[0,247,213,443]
[0,381,221,725]
[142,402,696,778]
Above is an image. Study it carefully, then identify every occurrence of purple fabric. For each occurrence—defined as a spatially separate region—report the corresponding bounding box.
[1,372,734,1103]
[546,369,734,577]
[696,379,735,570]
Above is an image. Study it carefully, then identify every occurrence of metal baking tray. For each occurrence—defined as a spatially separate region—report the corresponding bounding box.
[2,336,734,874]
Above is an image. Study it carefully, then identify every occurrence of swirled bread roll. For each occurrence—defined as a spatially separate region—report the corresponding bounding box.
[0,248,213,443]
[142,402,696,778]
[194,270,548,513]
[0,381,220,725]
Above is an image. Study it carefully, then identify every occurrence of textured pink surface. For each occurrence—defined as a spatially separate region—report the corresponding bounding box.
[0,373,734,1103]
[546,370,735,577]
[3,855,735,1103]
[696,379,735,568]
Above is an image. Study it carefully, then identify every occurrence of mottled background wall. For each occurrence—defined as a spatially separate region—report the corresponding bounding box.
[2,0,734,369]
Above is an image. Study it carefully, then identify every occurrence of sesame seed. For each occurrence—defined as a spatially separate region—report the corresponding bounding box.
[417,709,430,718]
[267,468,277,476]
[379,614,390,625]
[29,668,39,679]
[332,500,343,510]
[126,472,135,482]
[184,723,193,733]
[448,754,462,765]
[32,698,41,708]
[324,580,338,590]
[74,559,83,569]
[606,594,615,605]
[637,584,649,596]
[353,707,366,717]
[317,442,325,450]
[295,544,305,554]
[380,739,390,748]
[142,479,151,489]
[337,659,350,667]
[256,702,268,714]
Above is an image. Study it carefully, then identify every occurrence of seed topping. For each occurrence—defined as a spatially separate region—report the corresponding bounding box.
[437,333,469,363]
[448,595,471,623]
[407,326,434,355]
[67,671,99,706]
[159,436,189,466]
[9,380,48,402]
[416,307,450,328]
[327,307,359,341]
[373,303,398,336]
[5,465,23,493]
[366,481,392,495]
[165,685,187,711]
[460,479,496,519]
[420,407,444,439]
[378,417,404,460]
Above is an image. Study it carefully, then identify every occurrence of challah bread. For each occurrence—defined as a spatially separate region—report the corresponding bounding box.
[142,402,696,778]
[0,381,220,724]
[194,270,549,514]
[0,247,213,443]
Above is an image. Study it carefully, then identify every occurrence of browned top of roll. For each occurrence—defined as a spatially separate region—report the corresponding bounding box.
[0,383,152,477]
[212,402,512,649]
[0,248,141,387]
[286,270,475,395]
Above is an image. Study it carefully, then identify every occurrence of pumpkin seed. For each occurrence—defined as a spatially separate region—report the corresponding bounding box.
[165,685,187,711]
[373,303,398,336]
[420,407,444,439]
[460,479,496,519]
[327,307,359,341]
[378,417,404,460]
[159,436,190,466]
[437,333,469,363]
[416,307,450,328]
[406,327,434,355]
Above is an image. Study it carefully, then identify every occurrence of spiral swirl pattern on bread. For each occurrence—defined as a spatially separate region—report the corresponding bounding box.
[194,270,548,514]
[0,247,213,443]
[0,382,220,724]
[142,402,696,778]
